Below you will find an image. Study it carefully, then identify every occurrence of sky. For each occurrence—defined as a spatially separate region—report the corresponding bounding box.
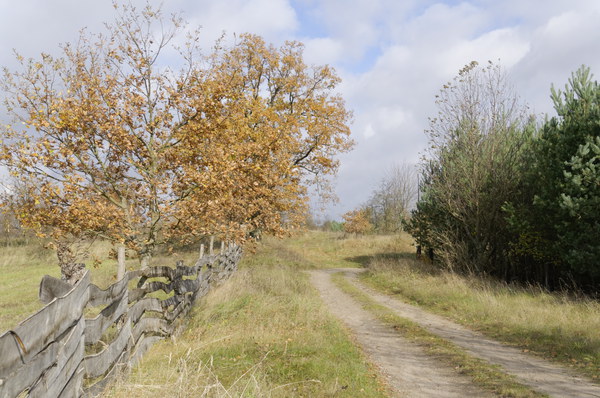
[1,0,599,220]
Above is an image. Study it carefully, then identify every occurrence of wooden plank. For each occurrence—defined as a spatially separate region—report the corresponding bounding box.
[136,263,201,287]
[143,280,174,295]
[83,350,127,398]
[173,278,200,295]
[136,266,174,288]
[195,255,217,268]
[175,262,201,277]
[0,271,90,379]
[196,285,210,299]
[129,335,163,368]
[136,275,203,298]
[0,250,241,397]
[38,275,74,304]
[28,317,86,398]
[129,297,162,325]
[56,362,85,398]
[88,274,130,308]
[128,288,146,303]
[84,290,129,345]
[170,301,193,325]
[164,295,193,322]
[132,318,171,343]
[82,319,132,379]
[0,316,84,398]
[158,295,183,310]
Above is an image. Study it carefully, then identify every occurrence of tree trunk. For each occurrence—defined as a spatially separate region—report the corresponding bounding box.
[139,240,155,270]
[56,242,86,285]
[140,253,151,269]
[198,243,205,262]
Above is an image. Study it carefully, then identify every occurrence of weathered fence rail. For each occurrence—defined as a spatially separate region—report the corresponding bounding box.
[0,243,242,398]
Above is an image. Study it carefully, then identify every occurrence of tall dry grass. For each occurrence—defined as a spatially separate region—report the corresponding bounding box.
[362,250,600,381]
[104,235,389,397]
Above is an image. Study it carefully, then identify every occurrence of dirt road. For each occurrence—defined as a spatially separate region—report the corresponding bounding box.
[310,268,600,397]
[309,269,492,397]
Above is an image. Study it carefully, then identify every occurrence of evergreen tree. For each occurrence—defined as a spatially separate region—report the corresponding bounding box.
[507,65,600,288]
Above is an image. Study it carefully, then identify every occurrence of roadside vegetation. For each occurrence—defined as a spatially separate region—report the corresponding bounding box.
[103,235,389,397]
[2,230,599,395]
[360,254,600,383]
[269,231,600,384]
[0,236,201,330]
[405,62,600,291]
[332,273,545,397]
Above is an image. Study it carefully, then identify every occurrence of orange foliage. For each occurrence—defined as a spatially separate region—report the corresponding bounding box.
[0,4,353,266]
[342,209,373,235]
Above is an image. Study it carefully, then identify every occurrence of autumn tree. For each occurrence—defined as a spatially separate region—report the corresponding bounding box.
[0,3,353,281]
[170,33,353,244]
[342,208,373,235]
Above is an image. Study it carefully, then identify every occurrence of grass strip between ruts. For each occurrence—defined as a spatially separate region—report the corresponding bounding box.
[331,272,548,398]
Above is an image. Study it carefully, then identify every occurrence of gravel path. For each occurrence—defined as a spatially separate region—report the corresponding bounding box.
[336,268,600,398]
[309,269,493,398]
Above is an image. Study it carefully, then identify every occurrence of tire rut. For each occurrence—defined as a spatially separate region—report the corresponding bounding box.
[340,268,600,398]
[309,269,493,398]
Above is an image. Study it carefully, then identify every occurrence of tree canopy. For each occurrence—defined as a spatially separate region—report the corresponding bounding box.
[0,3,353,274]
[406,61,532,274]
[505,65,600,286]
[407,62,600,291]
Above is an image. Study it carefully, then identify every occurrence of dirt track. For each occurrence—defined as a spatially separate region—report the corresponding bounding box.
[310,268,600,398]
[309,269,492,398]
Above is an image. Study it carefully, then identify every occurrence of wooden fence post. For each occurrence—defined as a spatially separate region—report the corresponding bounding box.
[117,245,126,281]
[209,236,214,256]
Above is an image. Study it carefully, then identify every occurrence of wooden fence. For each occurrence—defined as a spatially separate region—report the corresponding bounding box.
[0,242,242,398]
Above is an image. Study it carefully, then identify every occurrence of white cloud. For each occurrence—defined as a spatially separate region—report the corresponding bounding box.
[441,27,530,74]
[185,0,298,45]
[1,0,600,219]
[325,1,600,216]
[364,124,376,139]
[303,37,343,65]
[511,7,600,116]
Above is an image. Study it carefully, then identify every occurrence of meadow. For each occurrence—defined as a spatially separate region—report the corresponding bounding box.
[1,231,598,396]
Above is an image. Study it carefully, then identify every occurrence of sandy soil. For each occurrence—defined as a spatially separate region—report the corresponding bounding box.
[309,269,493,398]
[316,268,600,398]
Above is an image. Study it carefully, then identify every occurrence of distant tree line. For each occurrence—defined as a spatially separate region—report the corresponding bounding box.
[405,61,600,291]
[337,163,417,235]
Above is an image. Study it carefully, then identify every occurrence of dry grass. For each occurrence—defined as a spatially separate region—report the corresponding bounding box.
[332,273,545,398]
[359,236,600,382]
[4,230,597,396]
[104,235,390,397]
[0,239,65,329]
[0,237,204,331]
[1,233,389,397]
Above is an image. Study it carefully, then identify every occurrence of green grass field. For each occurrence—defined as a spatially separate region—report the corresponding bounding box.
[1,231,598,396]
[0,237,203,331]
